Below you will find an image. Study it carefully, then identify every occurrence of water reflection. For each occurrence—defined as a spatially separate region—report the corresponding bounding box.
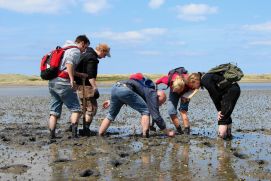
[216,140,238,180]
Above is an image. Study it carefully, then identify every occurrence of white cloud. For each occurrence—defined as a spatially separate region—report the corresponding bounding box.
[93,28,167,43]
[83,0,109,14]
[0,0,75,14]
[243,22,271,32]
[149,0,165,9]
[0,0,109,14]
[248,40,271,46]
[176,4,218,22]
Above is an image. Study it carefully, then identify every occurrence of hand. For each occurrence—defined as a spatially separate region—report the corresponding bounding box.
[102,100,110,109]
[94,89,100,99]
[166,129,175,137]
[70,80,76,89]
[217,111,223,121]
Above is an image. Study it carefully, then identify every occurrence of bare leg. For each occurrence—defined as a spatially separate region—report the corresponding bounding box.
[171,115,183,134]
[49,115,58,139]
[141,115,150,137]
[180,111,189,127]
[99,118,111,136]
[70,112,80,138]
[70,112,80,124]
[49,115,58,130]
[170,115,180,128]
[218,125,228,139]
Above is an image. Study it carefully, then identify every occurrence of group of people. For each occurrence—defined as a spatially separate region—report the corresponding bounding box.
[47,34,241,140]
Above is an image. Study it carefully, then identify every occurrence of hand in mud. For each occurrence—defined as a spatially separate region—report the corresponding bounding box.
[217,111,224,121]
[166,129,175,137]
[70,80,76,89]
[102,100,110,109]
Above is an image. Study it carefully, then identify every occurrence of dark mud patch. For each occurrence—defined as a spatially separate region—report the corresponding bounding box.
[233,152,249,159]
[0,164,30,174]
[52,158,73,164]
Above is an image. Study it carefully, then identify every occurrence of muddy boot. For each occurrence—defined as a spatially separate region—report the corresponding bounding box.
[49,129,56,139]
[142,129,150,138]
[226,126,233,140]
[183,126,190,135]
[177,125,184,134]
[79,122,91,137]
[71,124,78,138]
[65,124,72,132]
[150,125,156,132]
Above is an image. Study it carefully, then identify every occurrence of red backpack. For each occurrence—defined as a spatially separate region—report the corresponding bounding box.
[129,73,156,89]
[40,46,78,80]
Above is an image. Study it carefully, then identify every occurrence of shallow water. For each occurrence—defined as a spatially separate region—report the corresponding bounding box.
[0,88,271,180]
[0,82,271,97]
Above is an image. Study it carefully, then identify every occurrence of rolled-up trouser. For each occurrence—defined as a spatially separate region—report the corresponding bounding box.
[49,83,81,118]
[106,83,150,121]
[77,85,98,118]
[219,83,241,125]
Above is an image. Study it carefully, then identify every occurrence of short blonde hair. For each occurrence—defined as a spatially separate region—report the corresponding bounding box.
[172,76,185,92]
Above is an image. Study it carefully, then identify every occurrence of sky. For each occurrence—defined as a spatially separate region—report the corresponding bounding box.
[0,0,271,75]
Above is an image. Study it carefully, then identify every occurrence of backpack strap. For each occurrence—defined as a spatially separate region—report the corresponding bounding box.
[57,45,80,79]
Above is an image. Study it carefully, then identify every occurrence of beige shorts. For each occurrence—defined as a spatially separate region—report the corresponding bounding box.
[77,85,98,117]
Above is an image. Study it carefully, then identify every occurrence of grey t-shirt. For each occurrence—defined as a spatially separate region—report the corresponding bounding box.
[49,40,81,85]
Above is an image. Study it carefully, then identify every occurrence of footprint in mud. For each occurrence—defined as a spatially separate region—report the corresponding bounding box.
[52,158,73,164]
[80,169,93,177]
[197,141,214,148]
[119,153,129,158]
[110,159,122,167]
[233,152,249,159]
[0,164,30,174]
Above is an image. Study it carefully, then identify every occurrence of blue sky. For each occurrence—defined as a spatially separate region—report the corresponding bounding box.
[0,0,271,75]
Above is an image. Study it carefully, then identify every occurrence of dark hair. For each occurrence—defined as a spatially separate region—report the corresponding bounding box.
[75,35,90,45]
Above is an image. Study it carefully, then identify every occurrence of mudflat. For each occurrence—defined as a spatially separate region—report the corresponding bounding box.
[0,90,270,180]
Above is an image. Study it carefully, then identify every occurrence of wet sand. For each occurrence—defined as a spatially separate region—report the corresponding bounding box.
[0,90,271,180]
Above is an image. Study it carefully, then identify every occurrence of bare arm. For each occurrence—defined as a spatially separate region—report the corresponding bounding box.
[66,63,75,88]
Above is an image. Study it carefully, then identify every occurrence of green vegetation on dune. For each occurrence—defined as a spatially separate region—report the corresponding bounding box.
[0,73,270,86]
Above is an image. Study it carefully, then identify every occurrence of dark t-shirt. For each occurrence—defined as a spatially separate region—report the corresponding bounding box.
[201,73,226,111]
[75,47,99,86]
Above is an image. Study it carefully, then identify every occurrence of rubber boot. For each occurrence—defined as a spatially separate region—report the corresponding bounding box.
[183,126,191,135]
[83,123,91,137]
[72,124,78,138]
[49,129,56,139]
[142,129,150,138]
[177,125,184,134]
[226,126,232,140]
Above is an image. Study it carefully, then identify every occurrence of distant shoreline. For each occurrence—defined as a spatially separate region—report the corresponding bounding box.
[0,73,271,86]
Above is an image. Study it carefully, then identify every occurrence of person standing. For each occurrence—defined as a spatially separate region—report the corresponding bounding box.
[48,35,90,139]
[75,43,111,136]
